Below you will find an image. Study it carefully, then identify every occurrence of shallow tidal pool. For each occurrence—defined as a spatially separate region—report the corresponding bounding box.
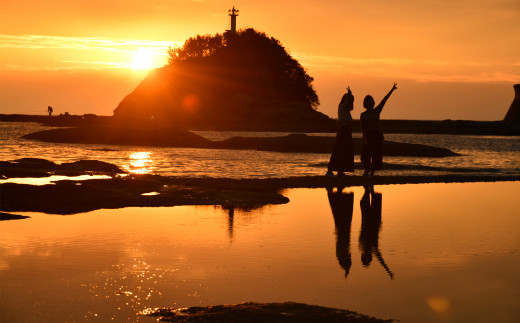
[1,181,519,322]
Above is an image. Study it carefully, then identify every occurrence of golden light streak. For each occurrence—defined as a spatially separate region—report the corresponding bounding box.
[126,152,153,174]
[0,34,177,71]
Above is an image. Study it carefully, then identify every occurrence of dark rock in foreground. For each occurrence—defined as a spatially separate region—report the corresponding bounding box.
[2,158,518,215]
[1,158,124,178]
[22,127,457,157]
[144,302,393,322]
[2,163,519,215]
[0,176,290,215]
[0,212,30,221]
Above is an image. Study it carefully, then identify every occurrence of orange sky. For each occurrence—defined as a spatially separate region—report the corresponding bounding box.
[1,0,519,120]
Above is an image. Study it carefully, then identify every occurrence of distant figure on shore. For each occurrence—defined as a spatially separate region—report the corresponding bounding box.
[47,106,53,117]
[327,186,354,279]
[326,86,355,177]
[360,83,397,177]
[359,185,394,279]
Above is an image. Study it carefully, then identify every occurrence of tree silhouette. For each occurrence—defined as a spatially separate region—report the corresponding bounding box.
[167,34,224,62]
[166,29,319,109]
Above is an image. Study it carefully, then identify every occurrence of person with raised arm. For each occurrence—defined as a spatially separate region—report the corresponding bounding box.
[360,83,397,177]
[326,86,355,177]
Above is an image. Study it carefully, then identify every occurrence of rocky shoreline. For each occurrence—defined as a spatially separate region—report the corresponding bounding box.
[21,127,457,157]
[1,158,518,215]
[144,302,394,322]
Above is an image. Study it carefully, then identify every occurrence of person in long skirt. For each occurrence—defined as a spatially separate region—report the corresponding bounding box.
[326,86,355,177]
[360,83,397,177]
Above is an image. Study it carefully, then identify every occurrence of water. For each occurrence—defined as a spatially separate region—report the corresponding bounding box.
[1,182,519,322]
[1,121,519,178]
[1,122,520,322]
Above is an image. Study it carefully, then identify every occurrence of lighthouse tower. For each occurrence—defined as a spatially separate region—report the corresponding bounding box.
[228,7,239,33]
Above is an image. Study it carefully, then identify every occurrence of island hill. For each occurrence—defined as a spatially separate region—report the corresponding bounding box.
[5,29,519,155]
[114,28,331,131]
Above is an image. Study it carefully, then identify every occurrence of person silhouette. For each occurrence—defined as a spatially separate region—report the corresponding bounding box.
[47,106,53,117]
[326,86,355,177]
[326,186,354,279]
[359,185,394,279]
[360,83,397,177]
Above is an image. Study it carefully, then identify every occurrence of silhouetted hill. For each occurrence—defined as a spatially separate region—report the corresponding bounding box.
[113,29,335,131]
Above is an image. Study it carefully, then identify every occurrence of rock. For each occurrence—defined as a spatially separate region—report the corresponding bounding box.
[0,212,30,221]
[23,126,213,148]
[144,301,393,322]
[504,84,520,125]
[12,158,59,170]
[1,157,125,179]
[60,160,123,173]
[22,128,458,157]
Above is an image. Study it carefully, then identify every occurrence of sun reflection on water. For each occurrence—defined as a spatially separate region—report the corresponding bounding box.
[126,152,153,175]
[82,256,175,322]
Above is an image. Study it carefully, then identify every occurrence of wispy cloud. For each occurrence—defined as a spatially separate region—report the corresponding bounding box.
[0,34,178,51]
[0,34,179,71]
[60,60,132,69]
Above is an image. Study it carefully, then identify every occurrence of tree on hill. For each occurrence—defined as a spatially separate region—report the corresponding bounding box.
[114,29,331,130]
[167,34,224,62]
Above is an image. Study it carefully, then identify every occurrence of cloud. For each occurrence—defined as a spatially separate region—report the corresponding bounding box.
[0,34,178,71]
[0,34,178,52]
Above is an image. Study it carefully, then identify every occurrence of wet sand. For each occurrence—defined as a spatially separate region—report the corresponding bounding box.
[1,158,519,215]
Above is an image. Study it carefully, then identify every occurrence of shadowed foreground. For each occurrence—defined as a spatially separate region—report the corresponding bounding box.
[1,157,519,214]
[144,302,393,322]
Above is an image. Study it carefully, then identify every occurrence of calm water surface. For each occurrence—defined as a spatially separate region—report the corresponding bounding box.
[1,122,519,178]
[1,182,519,322]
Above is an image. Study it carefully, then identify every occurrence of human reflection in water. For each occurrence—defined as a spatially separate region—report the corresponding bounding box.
[359,185,394,279]
[227,207,234,242]
[327,186,354,279]
[220,206,235,243]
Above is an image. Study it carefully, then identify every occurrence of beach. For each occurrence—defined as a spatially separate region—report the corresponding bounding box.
[2,0,519,320]
[1,120,520,322]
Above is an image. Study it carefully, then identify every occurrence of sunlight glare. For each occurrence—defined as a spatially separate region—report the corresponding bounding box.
[131,48,154,70]
[126,152,153,174]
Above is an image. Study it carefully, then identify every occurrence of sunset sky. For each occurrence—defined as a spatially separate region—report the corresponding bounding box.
[1,0,519,120]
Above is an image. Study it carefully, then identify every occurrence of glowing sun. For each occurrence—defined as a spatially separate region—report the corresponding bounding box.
[131,48,154,70]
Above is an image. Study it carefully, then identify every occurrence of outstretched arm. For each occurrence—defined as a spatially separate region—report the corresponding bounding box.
[375,82,397,112]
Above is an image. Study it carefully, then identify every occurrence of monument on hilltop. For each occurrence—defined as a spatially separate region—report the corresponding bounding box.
[226,7,239,34]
